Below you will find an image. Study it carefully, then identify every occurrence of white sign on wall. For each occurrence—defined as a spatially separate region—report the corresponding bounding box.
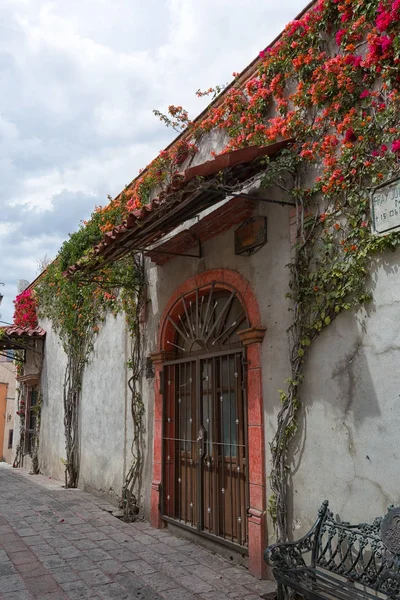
[371,177,400,236]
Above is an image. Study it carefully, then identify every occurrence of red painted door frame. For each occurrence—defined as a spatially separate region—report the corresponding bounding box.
[150,269,267,578]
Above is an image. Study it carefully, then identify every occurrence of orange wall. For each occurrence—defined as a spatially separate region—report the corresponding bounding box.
[0,383,6,460]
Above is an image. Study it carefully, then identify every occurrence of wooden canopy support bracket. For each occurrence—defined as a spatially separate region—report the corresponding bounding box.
[142,236,202,260]
[216,190,296,208]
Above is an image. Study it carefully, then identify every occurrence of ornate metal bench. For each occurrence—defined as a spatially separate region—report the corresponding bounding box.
[265,501,400,599]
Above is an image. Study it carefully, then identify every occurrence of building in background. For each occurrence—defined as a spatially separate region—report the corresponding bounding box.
[0,350,16,463]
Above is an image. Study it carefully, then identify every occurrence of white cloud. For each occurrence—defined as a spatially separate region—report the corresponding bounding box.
[0,0,307,321]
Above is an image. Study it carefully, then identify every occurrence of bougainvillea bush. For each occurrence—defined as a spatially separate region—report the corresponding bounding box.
[13,289,38,329]
[75,0,400,248]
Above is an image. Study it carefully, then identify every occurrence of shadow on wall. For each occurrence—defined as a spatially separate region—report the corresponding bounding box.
[286,307,382,536]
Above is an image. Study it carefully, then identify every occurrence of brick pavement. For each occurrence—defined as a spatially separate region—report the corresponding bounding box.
[0,464,276,600]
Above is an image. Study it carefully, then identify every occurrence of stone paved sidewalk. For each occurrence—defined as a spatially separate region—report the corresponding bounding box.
[0,464,276,600]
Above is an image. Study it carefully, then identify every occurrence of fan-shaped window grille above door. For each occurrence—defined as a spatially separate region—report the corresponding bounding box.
[162,283,250,549]
[166,283,248,358]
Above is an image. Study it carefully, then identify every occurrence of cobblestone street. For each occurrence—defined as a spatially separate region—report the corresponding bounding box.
[0,464,275,600]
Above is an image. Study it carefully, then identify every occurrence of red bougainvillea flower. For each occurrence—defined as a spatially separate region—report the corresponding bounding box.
[360,90,370,99]
[345,129,357,143]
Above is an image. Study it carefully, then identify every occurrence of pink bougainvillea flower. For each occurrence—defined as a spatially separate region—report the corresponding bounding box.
[381,35,392,53]
[13,288,38,328]
[392,140,400,153]
[376,9,392,32]
[345,55,363,67]
[372,144,389,157]
[360,90,370,99]
[335,29,346,45]
[259,48,271,59]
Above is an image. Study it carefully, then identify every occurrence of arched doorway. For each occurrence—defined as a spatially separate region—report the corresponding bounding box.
[151,270,267,578]
[162,285,249,546]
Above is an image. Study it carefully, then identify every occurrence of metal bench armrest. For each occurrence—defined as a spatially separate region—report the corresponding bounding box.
[265,501,330,570]
[265,534,315,569]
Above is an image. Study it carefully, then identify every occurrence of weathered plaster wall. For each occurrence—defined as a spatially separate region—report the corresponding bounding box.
[38,313,137,506]
[287,250,400,537]
[140,374,156,518]
[79,312,129,504]
[24,340,44,377]
[39,318,67,482]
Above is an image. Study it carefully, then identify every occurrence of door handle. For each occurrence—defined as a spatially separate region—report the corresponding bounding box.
[197,425,207,459]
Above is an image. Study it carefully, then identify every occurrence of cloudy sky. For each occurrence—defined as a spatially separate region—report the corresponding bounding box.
[0,0,306,322]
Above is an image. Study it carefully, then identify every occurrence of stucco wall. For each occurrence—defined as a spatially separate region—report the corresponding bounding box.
[79,312,129,503]
[39,318,67,482]
[38,312,141,509]
[287,250,400,537]
[24,340,44,377]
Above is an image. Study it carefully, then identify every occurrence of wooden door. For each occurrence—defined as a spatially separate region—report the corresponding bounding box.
[163,361,198,527]
[200,353,247,546]
[162,352,248,547]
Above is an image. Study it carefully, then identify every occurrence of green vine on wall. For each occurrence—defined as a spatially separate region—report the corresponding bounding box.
[37,203,144,491]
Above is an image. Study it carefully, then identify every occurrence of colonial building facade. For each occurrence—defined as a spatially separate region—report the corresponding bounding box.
[5,0,400,581]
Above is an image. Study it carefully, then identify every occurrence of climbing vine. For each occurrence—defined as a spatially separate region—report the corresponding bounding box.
[36,203,144,490]
[120,253,146,521]
[13,384,25,469]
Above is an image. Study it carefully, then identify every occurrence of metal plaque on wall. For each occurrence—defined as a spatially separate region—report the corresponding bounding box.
[371,177,400,236]
[235,216,268,255]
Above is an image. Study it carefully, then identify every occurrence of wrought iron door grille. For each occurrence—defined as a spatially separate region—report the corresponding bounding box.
[162,352,248,548]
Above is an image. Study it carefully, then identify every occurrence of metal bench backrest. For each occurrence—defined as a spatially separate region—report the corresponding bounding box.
[312,502,400,597]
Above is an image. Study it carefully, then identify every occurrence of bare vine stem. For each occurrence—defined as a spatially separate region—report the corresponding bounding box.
[121,253,146,521]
